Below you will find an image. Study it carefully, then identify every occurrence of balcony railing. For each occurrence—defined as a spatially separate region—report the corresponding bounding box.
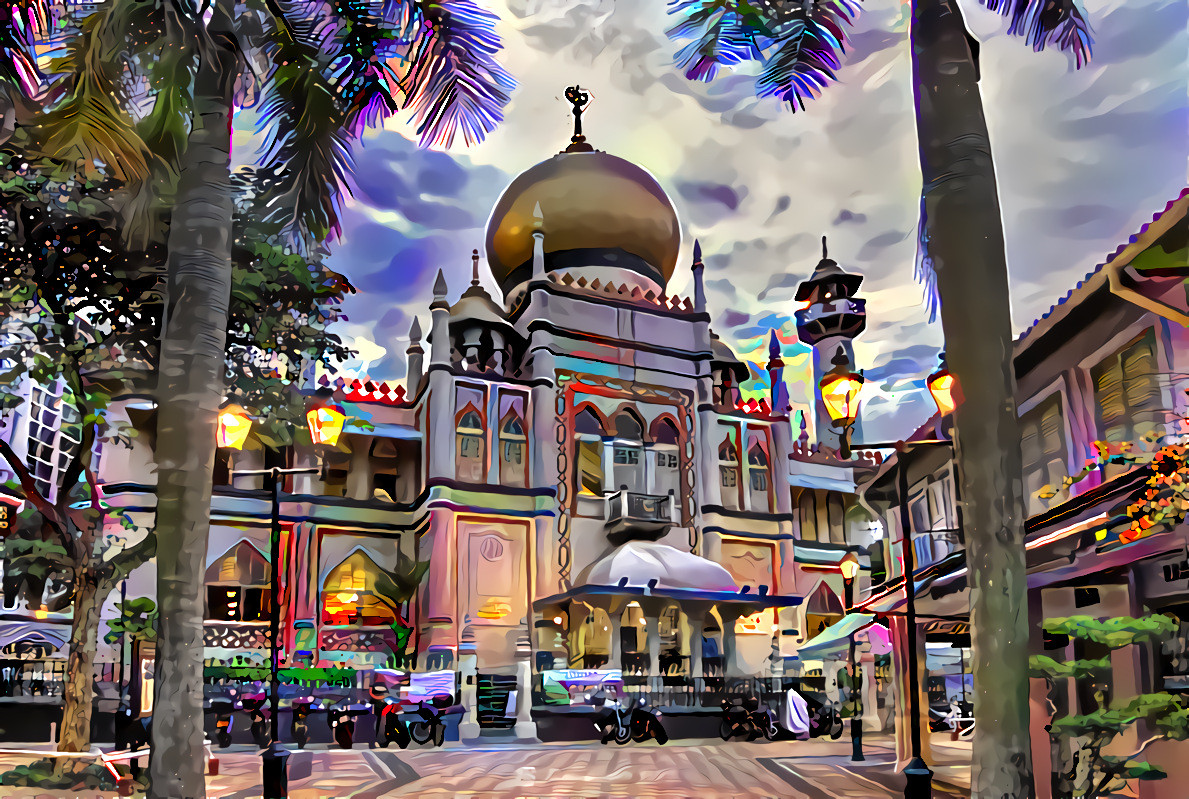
[604,489,678,539]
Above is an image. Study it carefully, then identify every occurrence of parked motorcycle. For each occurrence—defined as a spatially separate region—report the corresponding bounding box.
[591,691,666,745]
[329,703,358,749]
[377,698,411,749]
[718,697,755,741]
[807,697,843,740]
[290,698,313,749]
[407,694,451,747]
[211,699,236,749]
[743,695,780,741]
[241,693,270,748]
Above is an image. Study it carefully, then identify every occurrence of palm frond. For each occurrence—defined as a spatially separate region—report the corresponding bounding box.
[0,0,51,97]
[754,0,859,111]
[255,36,355,240]
[666,0,860,112]
[20,8,154,182]
[404,0,514,148]
[667,0,763,82]
[980,0,1093,68]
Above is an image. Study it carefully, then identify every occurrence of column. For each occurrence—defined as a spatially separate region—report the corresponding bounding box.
[457,651,480,741]
[719,608,745,678]
[890,615,932,766]
[645,614,661,697]
[609,611,622,673]
[687,609,704,691]
[861,651,879,732]
[513,659,537,741]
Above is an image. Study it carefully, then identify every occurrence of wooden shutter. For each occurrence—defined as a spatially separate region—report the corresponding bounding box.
[1122,331,1160,441]
[1093,352,1127,443]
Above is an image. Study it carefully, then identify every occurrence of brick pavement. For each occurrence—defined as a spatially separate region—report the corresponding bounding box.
[0,734,972,798]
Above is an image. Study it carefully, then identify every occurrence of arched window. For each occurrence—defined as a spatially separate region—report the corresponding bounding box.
[747,442,771,512]
[718,435,740,510]
[499,413,527,487]
[611,411,644,491]
[205,542,270,622]
[649,418,680,498]
[574,407,605,496]
[321,551,398,626]
[455,407,486,483]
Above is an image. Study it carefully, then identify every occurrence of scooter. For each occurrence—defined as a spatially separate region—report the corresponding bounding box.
[329,703,358,749]
[628,695,667,745]
[211,699,236,748]
[377,698,411,749]
[241,693,270,749]
[808,699,843,740]
[718,697,756,741]
[743,695,780,741]
[290,698,313,749]
[407,694,451,747]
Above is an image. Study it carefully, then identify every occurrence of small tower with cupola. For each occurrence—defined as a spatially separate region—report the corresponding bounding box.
[794,237,867,452]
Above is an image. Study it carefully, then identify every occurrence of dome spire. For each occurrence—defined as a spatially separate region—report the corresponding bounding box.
[564,85,594,153]
[471,248,481,288]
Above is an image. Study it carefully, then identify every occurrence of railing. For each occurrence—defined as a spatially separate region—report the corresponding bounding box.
[604,489,678,537]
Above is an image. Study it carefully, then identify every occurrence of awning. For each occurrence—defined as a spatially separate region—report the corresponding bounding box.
[796,612,875,659]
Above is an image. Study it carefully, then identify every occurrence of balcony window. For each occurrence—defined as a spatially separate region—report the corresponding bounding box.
[574,407,605,496]
[205,542,270,622]
[747,443,771,512]
[1020,393,1067,513]
[611,411,645,492]
[321,551,398,627]
[1092,329,1162,451]
[798,491,819,543]
[718,437,741,510]
[455,408,486,483]
[499,414,527,487]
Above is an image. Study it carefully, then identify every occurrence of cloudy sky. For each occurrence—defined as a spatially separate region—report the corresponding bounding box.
[266,0,1187,441]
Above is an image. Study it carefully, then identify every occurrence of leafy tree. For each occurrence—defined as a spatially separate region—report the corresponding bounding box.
[1031,614,1189,798]
[372,553,430,663]
[103,596,158,649]
[0,154,352,754]
[0,5,512,790]
[665,2,1092,794]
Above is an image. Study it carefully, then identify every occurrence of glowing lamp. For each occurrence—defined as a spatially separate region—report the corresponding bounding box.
[820,370,864,426]
[307,405,346,446]
[928,367,958,416]
[839,554,860,581]
[216,405,252,450]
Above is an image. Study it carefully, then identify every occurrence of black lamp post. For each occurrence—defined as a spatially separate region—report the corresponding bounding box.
[220,401,345,799]
[840,553,864,762]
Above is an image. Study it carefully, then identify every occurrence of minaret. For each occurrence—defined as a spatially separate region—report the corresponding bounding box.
[766,330,788,415]
[429,269,451,367]
[406,316,424,396]
[691,239,706,314]
[794,236,866,451]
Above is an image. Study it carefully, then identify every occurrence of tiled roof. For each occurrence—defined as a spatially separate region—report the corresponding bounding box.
[1015,188,1189,348]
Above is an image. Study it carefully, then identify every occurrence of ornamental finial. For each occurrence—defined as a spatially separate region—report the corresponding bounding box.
[564,86,594,153]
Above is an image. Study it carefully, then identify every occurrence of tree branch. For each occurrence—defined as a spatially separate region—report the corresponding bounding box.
[0,437,69,543]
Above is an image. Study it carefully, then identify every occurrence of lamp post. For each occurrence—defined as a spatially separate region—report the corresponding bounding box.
[851,357,958,799]
[840,553,863,762]
[219,401,345,799]
[819,349,864,459]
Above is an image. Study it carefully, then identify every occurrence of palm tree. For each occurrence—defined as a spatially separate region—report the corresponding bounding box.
[2,2,511,794]
[667,1,1092,796]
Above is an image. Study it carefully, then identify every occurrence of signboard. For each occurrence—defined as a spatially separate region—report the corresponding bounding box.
[0,503,10,534]
[139,657,155,715]
[540,668,622,688]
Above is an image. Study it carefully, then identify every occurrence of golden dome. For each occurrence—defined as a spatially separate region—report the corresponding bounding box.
[484,150,681,295]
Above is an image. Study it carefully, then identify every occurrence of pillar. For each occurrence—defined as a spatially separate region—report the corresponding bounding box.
[861,651,879,732]
[609,612,622,673]
[645,614,661,696]
[688,610,705,704]
[890,615,932,767]
[458,652,480,741]
[719,607,745,678]
[514,660,537,741]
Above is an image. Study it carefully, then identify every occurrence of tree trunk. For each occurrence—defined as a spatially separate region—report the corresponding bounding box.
[910,0,1033,797]
[148,6,238,797]
[57,574,102,753]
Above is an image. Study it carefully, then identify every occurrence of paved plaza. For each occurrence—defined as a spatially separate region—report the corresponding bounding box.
[0,734,971,798]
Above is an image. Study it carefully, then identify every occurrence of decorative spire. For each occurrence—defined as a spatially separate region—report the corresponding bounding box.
[563,85,594,153]
[433,269,448,300]
[767,330,782,364]
[471,248,481,288]
[408,316,422,345]
[692,239,703,269]
[691,239,706,313]
[822,235,828,260]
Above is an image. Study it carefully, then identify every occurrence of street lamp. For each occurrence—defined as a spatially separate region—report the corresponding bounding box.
[819,349,864,459]
[216,405,253,450]
[218,405,334,799]
[839,553,864,762]
[927,354,959,418]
